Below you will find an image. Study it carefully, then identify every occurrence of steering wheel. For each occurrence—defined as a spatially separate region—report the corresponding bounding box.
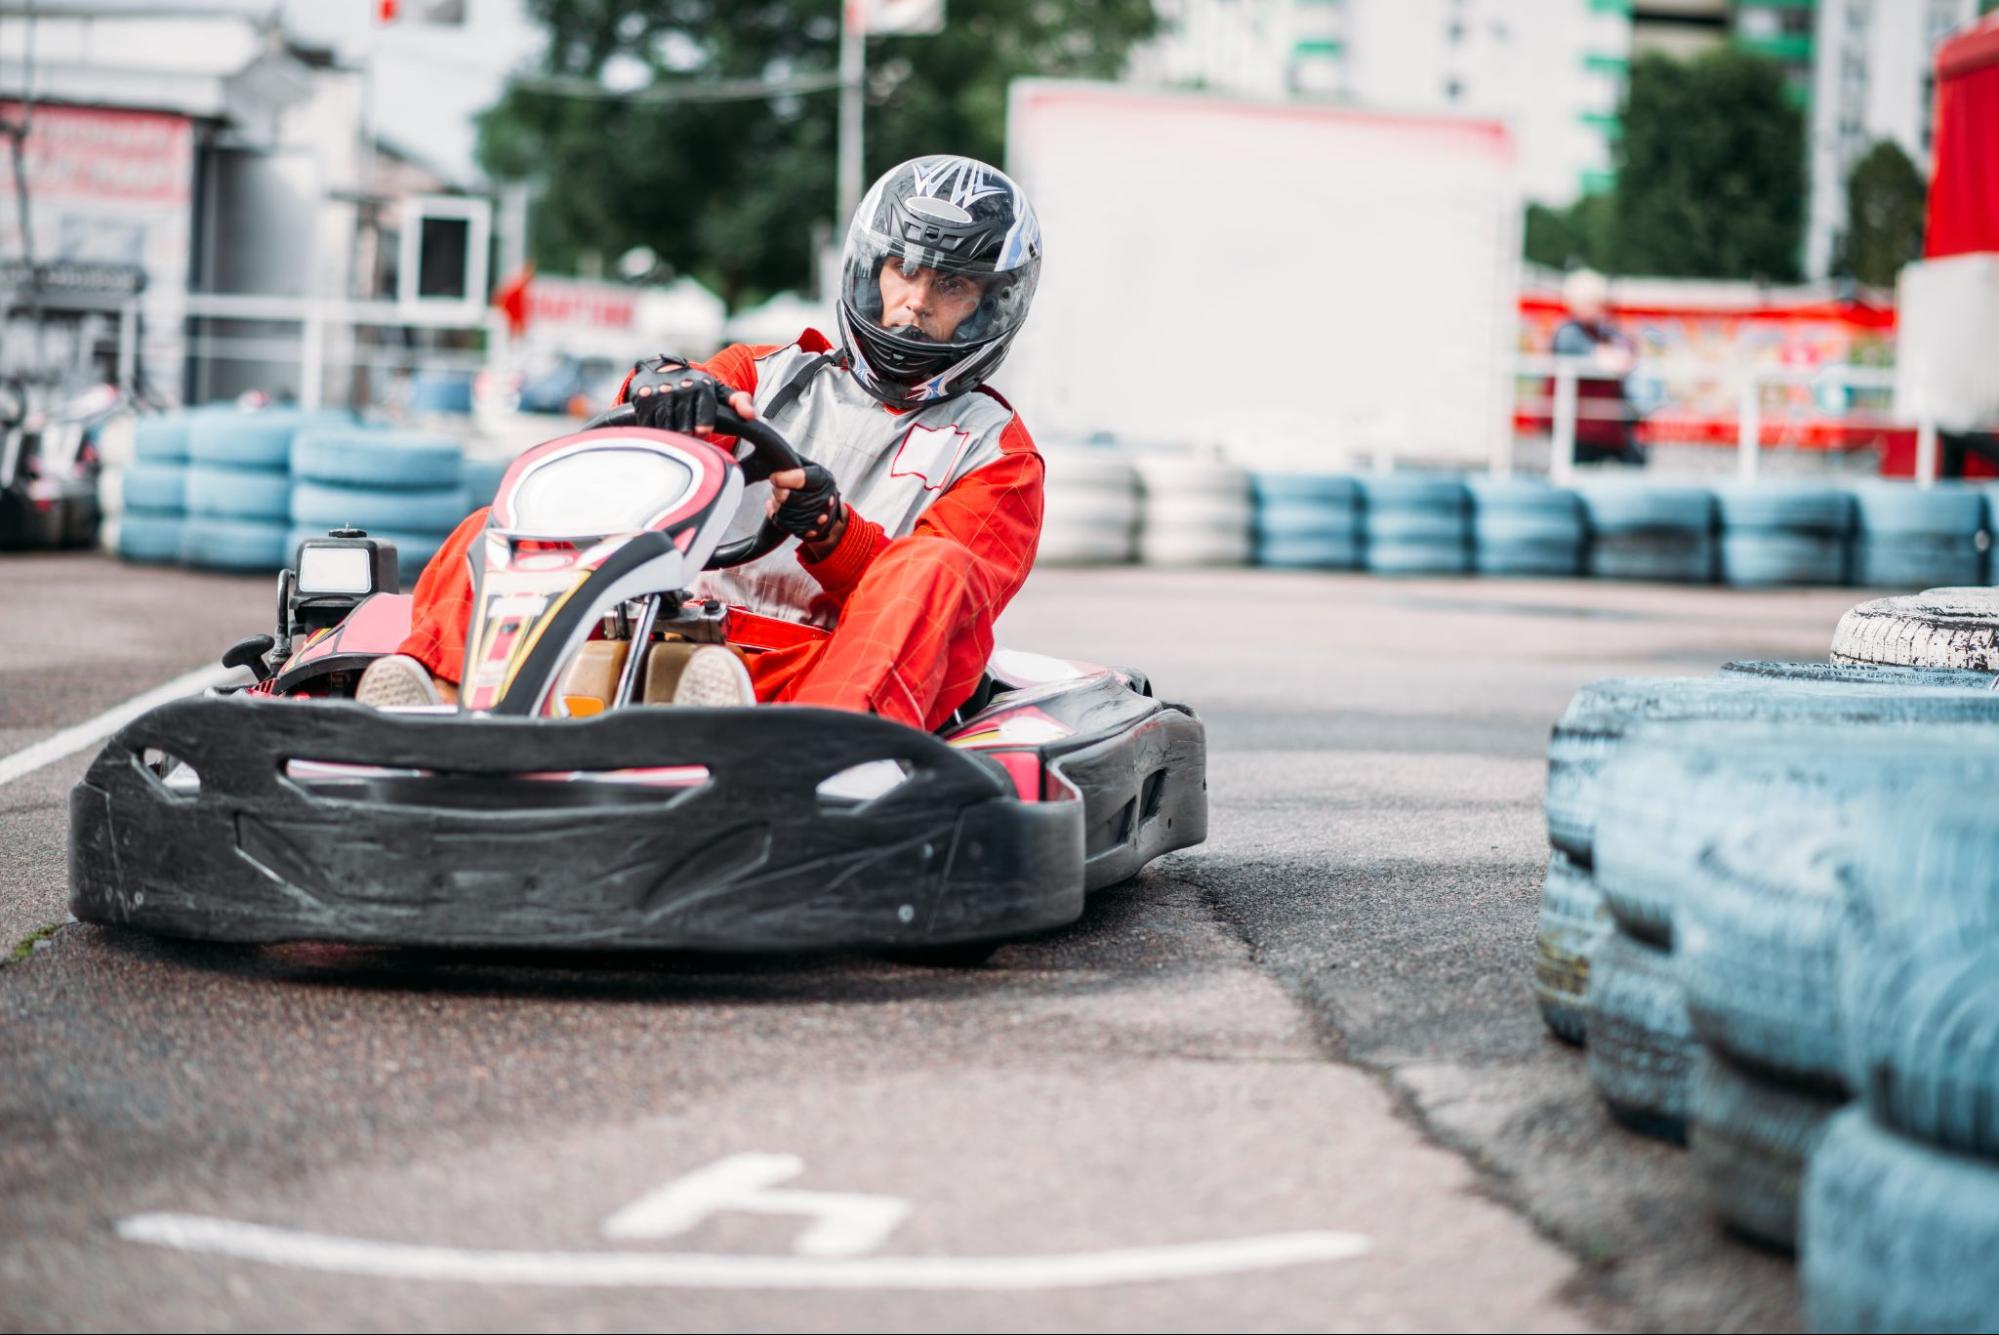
[579,400,807,570]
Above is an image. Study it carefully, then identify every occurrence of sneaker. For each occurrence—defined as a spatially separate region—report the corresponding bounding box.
[355,654,444,708]
[643,642,757,707]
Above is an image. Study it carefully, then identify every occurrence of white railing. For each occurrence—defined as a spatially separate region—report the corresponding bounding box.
[1514,355,1923,487]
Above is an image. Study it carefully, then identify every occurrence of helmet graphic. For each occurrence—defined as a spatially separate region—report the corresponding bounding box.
[836,155,1042,407]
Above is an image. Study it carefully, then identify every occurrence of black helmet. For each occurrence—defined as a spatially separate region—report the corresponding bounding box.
[837,155,1042,407]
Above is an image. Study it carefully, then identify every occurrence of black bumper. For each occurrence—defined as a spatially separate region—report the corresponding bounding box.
[69,697,1085,952]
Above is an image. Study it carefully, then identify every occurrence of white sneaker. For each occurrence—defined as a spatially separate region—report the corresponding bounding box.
[645,642,757,707]
[354,654,444,708]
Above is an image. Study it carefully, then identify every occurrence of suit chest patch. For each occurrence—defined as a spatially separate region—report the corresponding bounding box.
[889,422,975,492]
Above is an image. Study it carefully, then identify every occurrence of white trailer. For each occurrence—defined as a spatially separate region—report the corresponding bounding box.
[1003,80,1522,471]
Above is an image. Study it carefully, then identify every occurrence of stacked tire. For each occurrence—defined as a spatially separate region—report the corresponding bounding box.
[182,408,333,572]
[1468,478,1584,576]
[1036,446,1141,566]
[1803,793,1999,1331]
[1135,456,1252,567]
[1578,483,1716,583]
[1848,482,1985,589]
[1714,485,1853,588]
[117,415,195,565]
[1359,474,1469,575]
[1252,473,1360,569]
[290,427,470,586]
[1832,587,1999,673]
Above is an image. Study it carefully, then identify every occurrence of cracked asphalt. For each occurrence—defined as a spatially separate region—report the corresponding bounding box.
[0,550,1864,1331]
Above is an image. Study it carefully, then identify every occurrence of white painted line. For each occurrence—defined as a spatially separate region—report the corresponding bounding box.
[602,1152,911,1258]
[116,1213,1370,1291]
[0,663,239,789]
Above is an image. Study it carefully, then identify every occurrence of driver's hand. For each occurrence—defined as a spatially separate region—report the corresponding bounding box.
[624,355,755,435]
[766,462,846,551]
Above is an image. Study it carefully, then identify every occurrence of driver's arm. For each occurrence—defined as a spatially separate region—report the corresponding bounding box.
[799,415,1044,615]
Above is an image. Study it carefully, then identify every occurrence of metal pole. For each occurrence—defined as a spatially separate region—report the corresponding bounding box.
[837,2,865,224]
[1550,361,1578,486]
[1737,371,1760,484]
[299,303,324,411]
[116,298,138,397]
[1915,412,1939,489]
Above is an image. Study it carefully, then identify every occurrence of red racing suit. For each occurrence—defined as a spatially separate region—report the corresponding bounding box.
[397,329,1045,731]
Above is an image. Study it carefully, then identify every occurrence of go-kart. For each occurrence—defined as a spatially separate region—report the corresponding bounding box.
[67,402,1206,955]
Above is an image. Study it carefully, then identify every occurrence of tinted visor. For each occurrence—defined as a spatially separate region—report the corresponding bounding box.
[841,231,1039,351]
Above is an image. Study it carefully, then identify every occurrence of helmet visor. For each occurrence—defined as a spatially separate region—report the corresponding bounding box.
[841,230,1039,351]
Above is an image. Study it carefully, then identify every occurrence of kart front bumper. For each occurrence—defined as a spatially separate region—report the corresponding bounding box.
[69,697,1085,951]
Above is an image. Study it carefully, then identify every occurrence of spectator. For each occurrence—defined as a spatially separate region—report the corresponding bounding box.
[1553,269,1644,467]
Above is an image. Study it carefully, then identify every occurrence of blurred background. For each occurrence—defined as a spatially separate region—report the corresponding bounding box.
[2,0,1997,572]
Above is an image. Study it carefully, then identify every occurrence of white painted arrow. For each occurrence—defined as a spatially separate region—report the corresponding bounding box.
[600,1152,911,1258]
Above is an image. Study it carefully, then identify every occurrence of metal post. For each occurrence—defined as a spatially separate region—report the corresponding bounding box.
[116,298,139,398]
[837,3,866,225]
[1916,412,1939,489]
[299,302,324,411]
[1737,371,1760,484]
[1550,361,1578,486]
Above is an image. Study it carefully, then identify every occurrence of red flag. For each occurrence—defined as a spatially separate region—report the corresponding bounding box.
[494,262,534,337]
[376,0,398,23]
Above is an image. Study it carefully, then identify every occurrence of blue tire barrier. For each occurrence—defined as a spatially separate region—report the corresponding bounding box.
[1689,1045,1843,1253]
[461,456,512,509]
[181,517,292,572]
[1840,927,1999,1160]
[1800,1109,1999,1334]
[116,513,184,564]
[408,372,474,416]
[1470,480,1585,576]
[291,428,465,489]
[1256,498,1363,541]
[289,526,446,588]
[132,416,192,463]
[1535,849,1607,1045]
[291,480,475,534]
[184,465,294,522]
[1360,474,1469,575]
[1851,535,1985,589]
[1719,531,1849,587]
[121,464,187,515]
[1677,818,1849,1089]
[1713,485,1853,587]
[1714,484,1855,534]
[1720,659,1998,689]
[1849,480,1986,538]
[1554,682,1999,874]
[1587,534,1717,583]
[1578,483,1716,583]
[1256,534,1363,569]
[1578,482,1716,533]
[1365,539,1472,575]
[1584,929,1694,1143]
[1250,472,1361,508]
[188,408,349,471]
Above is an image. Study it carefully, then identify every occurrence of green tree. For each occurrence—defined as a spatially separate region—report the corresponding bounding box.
[1835,140,1926,287]
[1612,49,1805,280]
[1524,193,1617,272]
[478,0,1157,308]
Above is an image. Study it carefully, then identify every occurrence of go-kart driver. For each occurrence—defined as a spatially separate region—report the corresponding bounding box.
[356,154,1045,731]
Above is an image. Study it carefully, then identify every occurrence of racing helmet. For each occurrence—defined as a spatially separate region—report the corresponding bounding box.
[837,155,1042,407]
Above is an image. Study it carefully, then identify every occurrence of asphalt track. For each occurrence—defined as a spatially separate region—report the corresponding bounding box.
[0,551,1867,1332]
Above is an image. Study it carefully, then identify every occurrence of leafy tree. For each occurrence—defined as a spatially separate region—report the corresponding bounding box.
[1612,49,1805,280]
[1524,193,1616,272]
[1834,140,1926,288]
[478,0,1158,308]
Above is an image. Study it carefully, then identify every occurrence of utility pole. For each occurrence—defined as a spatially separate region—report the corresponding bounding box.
[837,0,865,224]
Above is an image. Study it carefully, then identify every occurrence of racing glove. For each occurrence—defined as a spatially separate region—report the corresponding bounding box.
[773,462,846,547]
[625,355,733,433]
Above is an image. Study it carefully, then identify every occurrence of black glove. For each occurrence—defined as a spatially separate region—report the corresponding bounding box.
[773,462,845,546]
[625,355,733,433]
